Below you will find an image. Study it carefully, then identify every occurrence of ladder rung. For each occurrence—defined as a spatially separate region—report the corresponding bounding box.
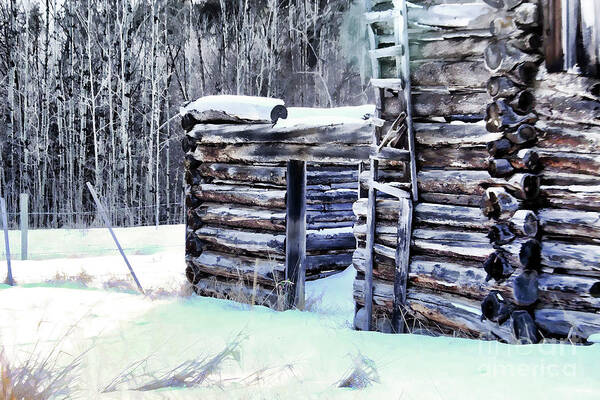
[369,45,404,59]
[369,180,411,199]
[365,9,400,24]
[377,34,396,45]
[371,146,410,161]
[371,78,405,90]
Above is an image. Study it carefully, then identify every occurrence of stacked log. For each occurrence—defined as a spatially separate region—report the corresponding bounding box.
[478,1,600,342]
[354,0,511,337]
[355,0,600,342]
[182,105,371,308]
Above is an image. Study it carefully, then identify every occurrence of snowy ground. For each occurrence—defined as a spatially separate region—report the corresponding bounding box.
[0,226,599,398]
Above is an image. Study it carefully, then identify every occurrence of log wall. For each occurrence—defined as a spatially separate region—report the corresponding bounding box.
[354,0,600,342]
[182,112,373,308]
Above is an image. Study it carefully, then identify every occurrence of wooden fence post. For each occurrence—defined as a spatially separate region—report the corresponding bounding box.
[0,198,14,286]
[392,198,413,333]
[285,160,307,310]
[86,182,145,295]
[20,193,28,261]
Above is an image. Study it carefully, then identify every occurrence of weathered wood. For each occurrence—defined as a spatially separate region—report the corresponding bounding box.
[191,143,409,164]
[409,37,491,60]
[488,223,515,245]
[186,120,373,144]
[508,33,543,53]
[488,149,539,178]
[192,184,286,209]
[487,76,523,99]
[420,193,483,207]
[513,270,539,306]
[534,89,600,127]
[507,90,536,114]
[541,240,600,273]
[483,252,514,282]
[412,229,494,261]
[285,160,307,309]
[537,149,600,177]
[542,0,563,72]
[534,309,600,339]
[353,278,515,341]
[538,208,600,239]
[181,96,286,126]
[500,238,541,270]
[536,121,600,154]
[509,209,539,237]
[485,100,538,133]
[536,66,600,101]
[193,276,281,309]
[481,290,512,324]
[481,187,522,220]
[187,251,284,285]
[354,255,600,311]
[194,203,286,231]
[512,310,539,344]
[410,60,489,89]
[353,199,493,229]
[540,185,600,212]
[392,198,412,333]
[364,157,378,331]
[484,41,541,74]
[197,164,286,186]
[412,91,491,117]
[540,172,600,187]
[407,290,515,342]
[414,122,502,146]
[487,138,515,157]
[418,146,489,169]
[195,226,286,256]
[418,170,489,196]
[307,188,358,204]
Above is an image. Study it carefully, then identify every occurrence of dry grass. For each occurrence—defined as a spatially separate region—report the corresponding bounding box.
[103,332,246,392]
[47,270,93,288]
[337,353,379,390]
[0,345,83,399]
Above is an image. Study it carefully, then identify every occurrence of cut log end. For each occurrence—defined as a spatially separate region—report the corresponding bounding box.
[483,252,514,282]
[513,270,539,306]
[481,290,512,324]
[271,105,289,124]
[519,239,541,270]
[512,310,539,344]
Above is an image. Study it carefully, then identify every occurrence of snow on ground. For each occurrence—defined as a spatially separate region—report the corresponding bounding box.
[0,226,599,399]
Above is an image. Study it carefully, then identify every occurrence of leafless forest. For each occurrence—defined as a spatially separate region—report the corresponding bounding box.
[0,0,367,228]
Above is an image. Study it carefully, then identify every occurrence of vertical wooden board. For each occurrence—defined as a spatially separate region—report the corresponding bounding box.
[544,0,564,72]
[364,158,379,331]
[580,0,600,76]
[285,160,307,310]
[393,198,413,333]
[563,0,580,70]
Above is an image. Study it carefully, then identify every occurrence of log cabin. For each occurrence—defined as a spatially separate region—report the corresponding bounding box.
[181,0,600,344]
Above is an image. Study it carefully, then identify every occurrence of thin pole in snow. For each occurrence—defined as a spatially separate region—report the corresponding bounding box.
[20,193,28,261]
[0,198,14,286]
[86,182,145,295]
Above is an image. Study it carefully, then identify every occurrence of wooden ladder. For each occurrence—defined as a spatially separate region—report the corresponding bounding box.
[363,0,416,333]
